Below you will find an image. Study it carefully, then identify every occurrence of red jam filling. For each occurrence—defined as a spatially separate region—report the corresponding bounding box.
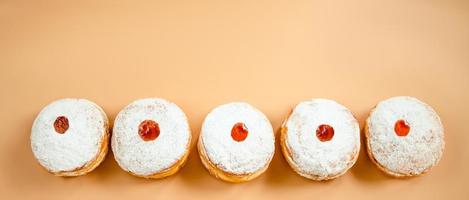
[53,116,69,134]
[316,124,334,142]
[394,119,410,137]
[231,122,248,142]
[138,120,160,141]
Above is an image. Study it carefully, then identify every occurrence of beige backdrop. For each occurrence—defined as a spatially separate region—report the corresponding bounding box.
[1,0,468,199]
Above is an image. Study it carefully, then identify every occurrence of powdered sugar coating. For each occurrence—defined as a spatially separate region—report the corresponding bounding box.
[283,99,360,180]
[367,96,444,176]
[200,102,275,175]
[112,98,191,176]
[31,98,108,173]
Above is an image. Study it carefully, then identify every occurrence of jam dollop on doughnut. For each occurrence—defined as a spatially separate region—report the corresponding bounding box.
[138,120,160,141]
[53,116,69,134]
[316,124,334,142]
[394,119,410,137]
[231,122,248,142]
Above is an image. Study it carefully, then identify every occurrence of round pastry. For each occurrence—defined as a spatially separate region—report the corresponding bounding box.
[365,96,444,177]
[31,98,110,176]
[112,98,191,178]
[280,99,360,180]
[198,102,275,183]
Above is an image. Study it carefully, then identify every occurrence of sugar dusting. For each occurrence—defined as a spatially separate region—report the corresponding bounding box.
[31,98,108,173]
[112,98,191,176]
[367,96,444,176]
[200,102,275,175]
[284,99,360,180]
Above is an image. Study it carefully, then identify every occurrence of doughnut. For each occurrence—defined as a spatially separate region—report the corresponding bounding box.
[111,98,191,178]
[31,98,110,176]
[280,99,360,180]
[198,102,275,182]
[365,96,444,177]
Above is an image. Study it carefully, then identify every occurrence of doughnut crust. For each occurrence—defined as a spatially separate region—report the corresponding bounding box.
[365,96,445,177]
[198,102,275,183]
[280,99,360,180]
[31,98,110,176]
[111,98,191,178]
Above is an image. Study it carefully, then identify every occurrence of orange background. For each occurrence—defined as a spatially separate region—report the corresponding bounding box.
[1,0,468,199]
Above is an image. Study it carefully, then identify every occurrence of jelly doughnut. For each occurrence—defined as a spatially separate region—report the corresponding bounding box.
[198,102,275,182]
[280,99,360,180]
[112,98,191,178]
[365,96,444,177]
[31,98,110,176]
